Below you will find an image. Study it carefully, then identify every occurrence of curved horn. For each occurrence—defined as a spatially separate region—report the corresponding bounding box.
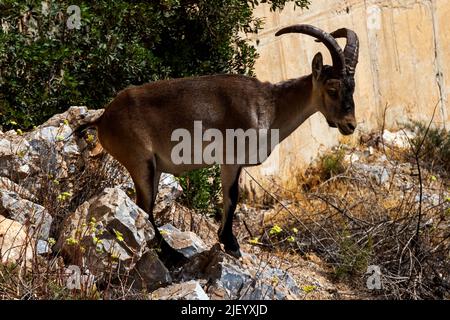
[330,28,359,75]
[275,24,346,74]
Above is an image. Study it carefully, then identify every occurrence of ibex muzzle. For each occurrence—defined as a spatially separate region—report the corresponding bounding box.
[77,24,360,263]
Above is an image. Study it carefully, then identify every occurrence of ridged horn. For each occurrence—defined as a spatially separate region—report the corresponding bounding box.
[275,24,346,74]
[330,28,359,75]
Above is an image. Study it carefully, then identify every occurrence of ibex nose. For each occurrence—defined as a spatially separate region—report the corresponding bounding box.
[347,122,356,132]
[338,121,356,135]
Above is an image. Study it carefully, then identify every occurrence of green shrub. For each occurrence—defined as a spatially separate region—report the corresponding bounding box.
[320,148,346,180]
[407,121,450,175]
[334,229,372,279]
[178,165,222,215]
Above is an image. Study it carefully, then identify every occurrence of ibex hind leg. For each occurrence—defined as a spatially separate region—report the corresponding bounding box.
[132,157,187,268]
[218,165,242,258]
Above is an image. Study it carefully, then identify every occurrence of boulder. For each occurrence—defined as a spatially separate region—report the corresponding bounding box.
[56,187,171,290]
[159,224,207,259]
[36,239,52,255]
[0,190,52,240]
[0,177,36,202]
[212,255,301,300]
[0,216,34,268]
[0,131,30,179]
[151,280,209,300]
[155,173,183,213]
[56,187,154,268]
[130,250,172,291]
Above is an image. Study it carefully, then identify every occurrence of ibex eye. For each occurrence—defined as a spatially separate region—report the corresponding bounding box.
[327,89,338,98]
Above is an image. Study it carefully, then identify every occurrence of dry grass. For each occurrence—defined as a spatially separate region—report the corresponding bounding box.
[242,125,450,300]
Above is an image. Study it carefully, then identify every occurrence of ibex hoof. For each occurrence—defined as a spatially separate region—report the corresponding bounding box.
[224,241,242,259]
[218,232,241,258]
[225,247,242,259]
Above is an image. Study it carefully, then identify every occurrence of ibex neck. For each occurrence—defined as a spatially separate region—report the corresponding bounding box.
[271,74,317,142]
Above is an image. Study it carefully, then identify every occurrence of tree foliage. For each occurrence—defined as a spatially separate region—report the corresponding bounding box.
[0,0,309,129]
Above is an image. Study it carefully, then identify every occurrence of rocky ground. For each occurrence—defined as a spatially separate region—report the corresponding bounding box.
[1,106,448,300]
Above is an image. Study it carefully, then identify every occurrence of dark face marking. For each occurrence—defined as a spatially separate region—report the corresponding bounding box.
[317,66,357,135]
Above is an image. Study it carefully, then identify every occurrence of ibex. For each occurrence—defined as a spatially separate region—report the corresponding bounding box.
[78,25,359,262]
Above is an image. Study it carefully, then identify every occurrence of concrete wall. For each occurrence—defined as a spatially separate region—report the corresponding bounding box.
[242,0,449,199]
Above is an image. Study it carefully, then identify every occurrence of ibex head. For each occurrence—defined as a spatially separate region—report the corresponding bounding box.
[276,25,359,135]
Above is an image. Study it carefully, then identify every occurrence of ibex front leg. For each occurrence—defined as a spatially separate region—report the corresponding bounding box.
[218,165,242,258]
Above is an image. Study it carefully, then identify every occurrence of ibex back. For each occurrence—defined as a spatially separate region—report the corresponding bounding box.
[80,24,359,262]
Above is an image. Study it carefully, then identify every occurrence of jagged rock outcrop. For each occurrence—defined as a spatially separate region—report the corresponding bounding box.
[0,107,103,188]
[55,187,172,290]
[0,189,52,240]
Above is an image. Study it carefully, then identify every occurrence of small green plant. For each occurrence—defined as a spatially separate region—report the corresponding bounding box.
[16,150,26,158]
[407,121,450,175]
[177,165,222,215]
[320,148,346,180]
[271,276,279,286]
[57,191,72,202]
[86,134,95,143]
[65,237,79,246]
[47,238,56,246]
[92,235,102,246]
[111,253,120,260]
[249,237,262,245]
[269,224,283,236]
[334,230,372,279]
[113,229,124,242]
[302,285,316,293]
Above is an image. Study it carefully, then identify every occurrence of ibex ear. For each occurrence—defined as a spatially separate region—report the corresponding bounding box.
[312,52,323,80]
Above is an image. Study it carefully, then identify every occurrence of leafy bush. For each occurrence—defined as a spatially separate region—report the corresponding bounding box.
[177,165,222,215]
[407,121,450,175]
[0,0,309,129]
[320,148,346,180]
[298,147,347,192]
[334,229,372,279]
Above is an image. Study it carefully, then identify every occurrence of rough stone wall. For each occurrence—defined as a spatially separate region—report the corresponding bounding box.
[242,0,449,199]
